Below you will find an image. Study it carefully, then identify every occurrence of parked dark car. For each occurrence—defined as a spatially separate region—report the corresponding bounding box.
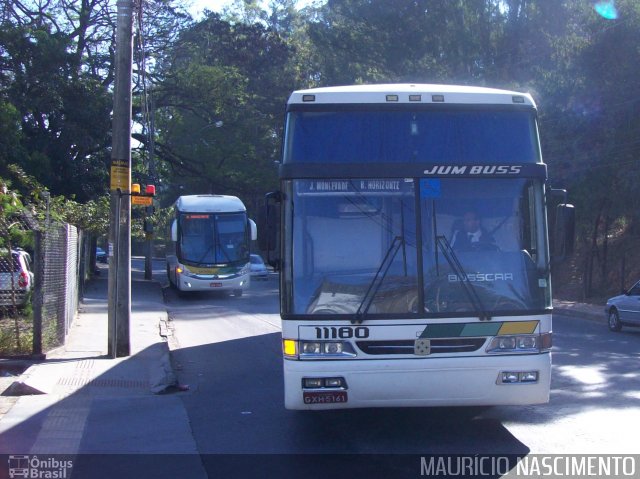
[96,247,108,263]
[605,280,640,331]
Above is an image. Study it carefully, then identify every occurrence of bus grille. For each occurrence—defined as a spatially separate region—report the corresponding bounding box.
[355,338,487,355]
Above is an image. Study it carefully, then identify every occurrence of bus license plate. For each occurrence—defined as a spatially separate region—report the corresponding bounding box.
[303,391,348,405]
[210,282,223,287]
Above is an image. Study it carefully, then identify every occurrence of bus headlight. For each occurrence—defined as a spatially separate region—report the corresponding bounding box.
[302,377,347,389]
[301,342,322,354]
[323,342,343,354]
[486,333,551,354]
[284,340,357,359]
[498,371,539,384]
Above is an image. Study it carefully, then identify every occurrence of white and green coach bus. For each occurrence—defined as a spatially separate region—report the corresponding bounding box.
[167,195,257,296]
[262,84,574,410]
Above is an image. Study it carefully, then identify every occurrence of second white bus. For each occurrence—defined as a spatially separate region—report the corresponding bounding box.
[167,195,257,296]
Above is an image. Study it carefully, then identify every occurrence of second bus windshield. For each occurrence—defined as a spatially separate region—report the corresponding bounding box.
[179,213,248,265]
[284,178,550,318]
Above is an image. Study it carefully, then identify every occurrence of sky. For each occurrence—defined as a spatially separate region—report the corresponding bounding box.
[187,0,318,20]
[187,0,230,18]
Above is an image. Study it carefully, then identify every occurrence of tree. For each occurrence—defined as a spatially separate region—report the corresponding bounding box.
[304,0,506,85]
[0,17,112,201]
[0,0,192,202]
[150,13,294,205]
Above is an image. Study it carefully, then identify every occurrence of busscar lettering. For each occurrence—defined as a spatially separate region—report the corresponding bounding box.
[448,273,514,282]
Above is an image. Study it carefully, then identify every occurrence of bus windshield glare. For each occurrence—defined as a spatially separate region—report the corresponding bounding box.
[283,177,550,318]
[285,109,539,164]
[178,212,249,265]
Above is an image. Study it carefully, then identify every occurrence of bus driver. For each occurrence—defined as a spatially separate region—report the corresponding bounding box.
[450,210,497,251]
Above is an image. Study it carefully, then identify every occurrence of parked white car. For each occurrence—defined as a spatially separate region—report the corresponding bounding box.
[0,249,34,308]
[250,254,269,280]
[605,279,640,332]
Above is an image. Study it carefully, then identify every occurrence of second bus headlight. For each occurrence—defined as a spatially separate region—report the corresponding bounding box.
[486,334,548,354]
[298,341,356,359]
[323,342,343,354]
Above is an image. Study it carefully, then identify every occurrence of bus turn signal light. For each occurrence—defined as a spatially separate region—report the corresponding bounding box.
[283,339,297,358]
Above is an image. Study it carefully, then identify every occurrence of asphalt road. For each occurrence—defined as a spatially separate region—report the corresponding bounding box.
[162,270,640,477]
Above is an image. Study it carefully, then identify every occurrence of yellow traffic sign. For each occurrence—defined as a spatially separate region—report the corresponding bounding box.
[110,159,129,191]
[131,196,153,206]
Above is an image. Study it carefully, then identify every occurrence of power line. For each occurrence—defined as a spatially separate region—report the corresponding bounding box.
[135,0,157,183]
[134,0,157,281]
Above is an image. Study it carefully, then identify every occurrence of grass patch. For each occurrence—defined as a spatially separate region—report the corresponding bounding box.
[0,312,33,356]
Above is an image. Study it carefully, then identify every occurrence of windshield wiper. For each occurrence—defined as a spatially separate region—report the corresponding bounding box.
[193,244,214,265]
[353,236,404,324]
[435,235,491,321]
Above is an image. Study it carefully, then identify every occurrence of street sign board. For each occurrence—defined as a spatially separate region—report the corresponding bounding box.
[110,159,129,191]
[131,196,153,206]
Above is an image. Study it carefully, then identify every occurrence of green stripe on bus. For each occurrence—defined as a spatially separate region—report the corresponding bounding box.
[419,323,465,338]
[461,323,503,337]
[418,321,539,339]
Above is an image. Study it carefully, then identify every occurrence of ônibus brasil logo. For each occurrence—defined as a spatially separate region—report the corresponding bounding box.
[8,455,73,478]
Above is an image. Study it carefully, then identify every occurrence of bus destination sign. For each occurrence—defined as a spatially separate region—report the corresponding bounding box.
[300,179,413,195]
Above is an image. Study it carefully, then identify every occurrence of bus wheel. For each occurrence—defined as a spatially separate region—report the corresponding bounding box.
[608,309,622,332]
[233,289,243,297]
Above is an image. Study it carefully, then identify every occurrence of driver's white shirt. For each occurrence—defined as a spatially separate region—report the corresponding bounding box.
[468,231,481,243]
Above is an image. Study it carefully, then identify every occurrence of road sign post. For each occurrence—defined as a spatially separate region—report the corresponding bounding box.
[108,0,134,358]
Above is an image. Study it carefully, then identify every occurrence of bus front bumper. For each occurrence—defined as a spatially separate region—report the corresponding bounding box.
[283,353,551,410]
[178,274,249,292]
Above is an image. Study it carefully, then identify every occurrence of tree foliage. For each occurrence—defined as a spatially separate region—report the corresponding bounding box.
[0,1,115,201]
[150,12,294,206]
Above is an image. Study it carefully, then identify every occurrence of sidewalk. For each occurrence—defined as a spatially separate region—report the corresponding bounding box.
[0,262,207,478]
[552,299,604,323]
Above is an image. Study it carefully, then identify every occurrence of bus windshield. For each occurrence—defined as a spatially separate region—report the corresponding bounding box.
[285,109,539,164]
[178,212,249,265]
[283,177,550,318]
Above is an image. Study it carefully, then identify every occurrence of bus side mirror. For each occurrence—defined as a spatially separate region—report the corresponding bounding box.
[249,219,257,241]
[552,203,575,262]
[258,191,281,268]
[171,220,178,242]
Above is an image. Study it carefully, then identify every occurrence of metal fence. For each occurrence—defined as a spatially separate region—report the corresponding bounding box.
[0,213,89,357]
[32,222,85,355]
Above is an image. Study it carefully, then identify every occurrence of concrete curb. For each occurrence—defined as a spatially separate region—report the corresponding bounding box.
[149,342,179,394]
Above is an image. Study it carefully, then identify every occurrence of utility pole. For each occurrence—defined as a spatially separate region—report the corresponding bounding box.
[108,0,134,358]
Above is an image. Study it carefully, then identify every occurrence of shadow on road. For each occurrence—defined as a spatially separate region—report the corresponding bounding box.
[173,331,529,478]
